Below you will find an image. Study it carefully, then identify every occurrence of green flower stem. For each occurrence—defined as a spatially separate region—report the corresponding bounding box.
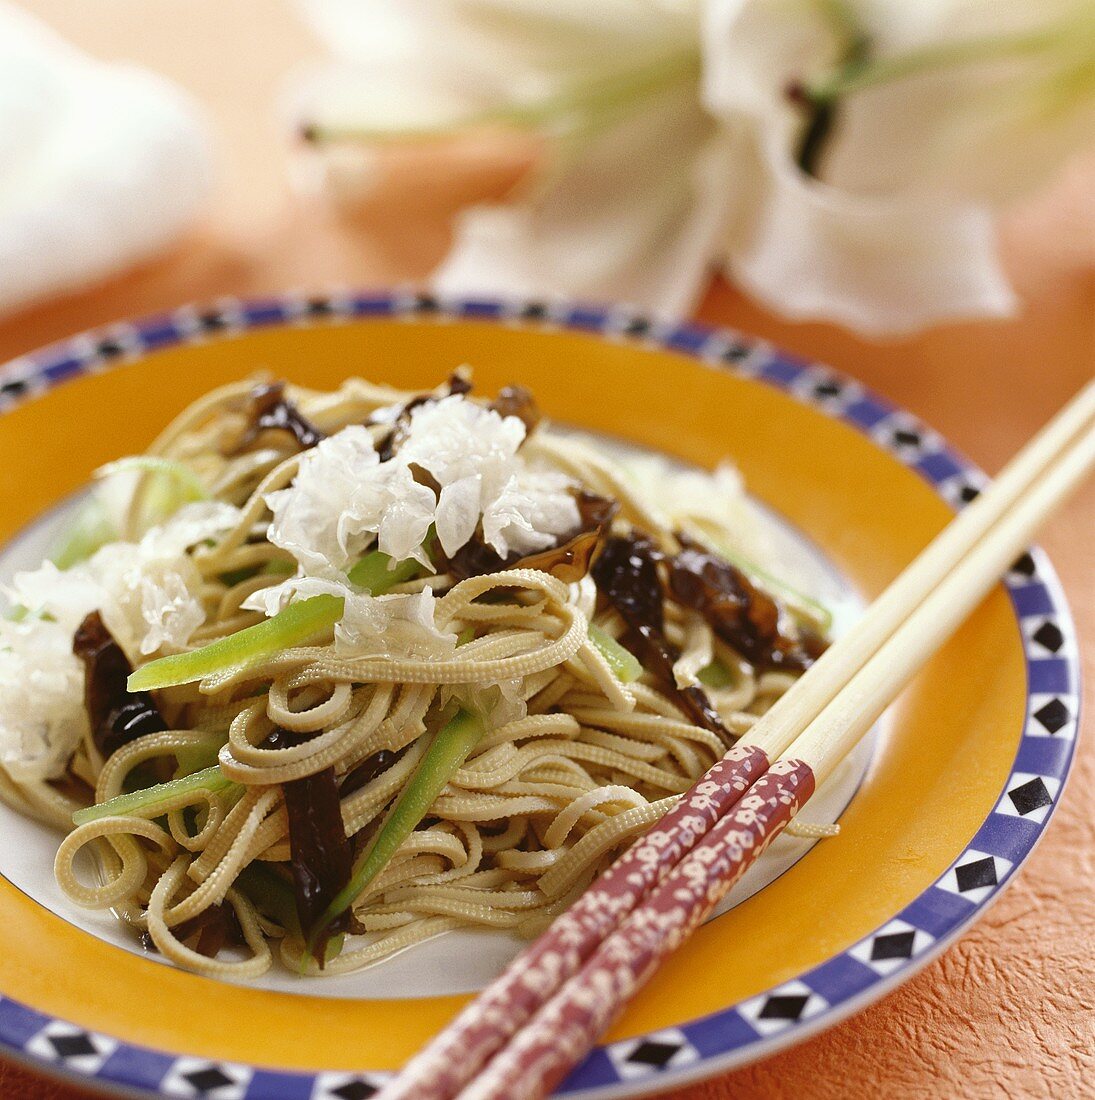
[303,50,700,145]
[128,594,344,691]
[804,22,1087,107]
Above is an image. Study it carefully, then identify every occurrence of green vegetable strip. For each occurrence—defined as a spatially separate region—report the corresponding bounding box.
[235,865,346,963]
[346,548,421,594]
[94,455,209,504]
[72,766,237,826]
[588,623,643,683]
[697,658,733,689]
[236,863,302,938]
[49,498,116,570]
[128,594,344,692]
[260,558,296,576]
[311,707,486,943]
[174,735,228,778]
[50,456,207,572]
[347,529,436,594]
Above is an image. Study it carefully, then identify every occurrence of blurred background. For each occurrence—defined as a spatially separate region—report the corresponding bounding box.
[2,0,1093,386]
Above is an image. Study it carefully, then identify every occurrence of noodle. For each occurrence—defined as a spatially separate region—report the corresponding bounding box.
[0,372,829,979]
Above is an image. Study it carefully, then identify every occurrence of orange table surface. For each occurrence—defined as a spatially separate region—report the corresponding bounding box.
[3,3,1093,1098]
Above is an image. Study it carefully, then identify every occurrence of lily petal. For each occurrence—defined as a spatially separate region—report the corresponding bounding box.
[722,124,1017,335]
[705,0,1095,204]
[434,87,735,316]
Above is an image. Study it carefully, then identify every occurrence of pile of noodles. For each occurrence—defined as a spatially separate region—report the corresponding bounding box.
[2,374,827,980]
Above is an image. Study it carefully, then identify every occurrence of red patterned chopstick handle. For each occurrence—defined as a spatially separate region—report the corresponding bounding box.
[377,744,770,1100]
[459,759,816,1100]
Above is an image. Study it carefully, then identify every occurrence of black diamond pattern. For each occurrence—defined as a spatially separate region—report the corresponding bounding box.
[720,341,750,361]
[49,1032,99,1059]
[305,297,332,315]
[1010,552,1036,577]
[413,293,438,313]
[813,380,842,398]
[870,930,916,961]
[1008,777,1053,816]
[955,856,997,893]
[626,1039,681,1069]
[331,1081,378,1100]
[197,310,227,331]
[1032,621,1064,653]
[759,993,810,1021]
[95,339,124,359]
[623,316,651,337]
[892,428,921,448]
[1,379,28,398]
[958,484,981,503]
[1034,698,1070,734]
[182,1066,236,1094]
[519,301,547,320]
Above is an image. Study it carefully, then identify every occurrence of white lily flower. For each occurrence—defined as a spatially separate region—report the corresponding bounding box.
[704,0,1094,331]
[0,2,212,317]
[292,0,1094,333]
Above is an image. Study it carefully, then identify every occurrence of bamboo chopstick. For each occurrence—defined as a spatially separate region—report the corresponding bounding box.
[792,417,1094,783]
[748,376,1095,763]
[379,382,1094,1100]
[450,414,1094,1100]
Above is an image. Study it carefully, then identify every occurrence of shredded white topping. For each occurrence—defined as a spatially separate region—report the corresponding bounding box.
[265,395,580,578]
[0,618,89,782]
[242,576,456,660]
[0,501,241,780]
[9,502,240,658]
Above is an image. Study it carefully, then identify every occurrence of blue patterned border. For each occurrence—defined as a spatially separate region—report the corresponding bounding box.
[0,292,1081,1100]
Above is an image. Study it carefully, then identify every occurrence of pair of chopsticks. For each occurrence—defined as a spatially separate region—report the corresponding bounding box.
[378,381,1095,1100]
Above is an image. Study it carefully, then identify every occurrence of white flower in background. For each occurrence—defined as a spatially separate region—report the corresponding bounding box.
[266,396,579,574]
[0,3,212,317]
[292,0,1095,334]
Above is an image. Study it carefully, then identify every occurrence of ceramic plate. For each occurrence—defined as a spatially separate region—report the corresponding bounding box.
[0,293,1080,1099]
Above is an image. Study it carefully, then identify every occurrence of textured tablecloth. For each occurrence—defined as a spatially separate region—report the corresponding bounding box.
[1,3,1092,1098]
